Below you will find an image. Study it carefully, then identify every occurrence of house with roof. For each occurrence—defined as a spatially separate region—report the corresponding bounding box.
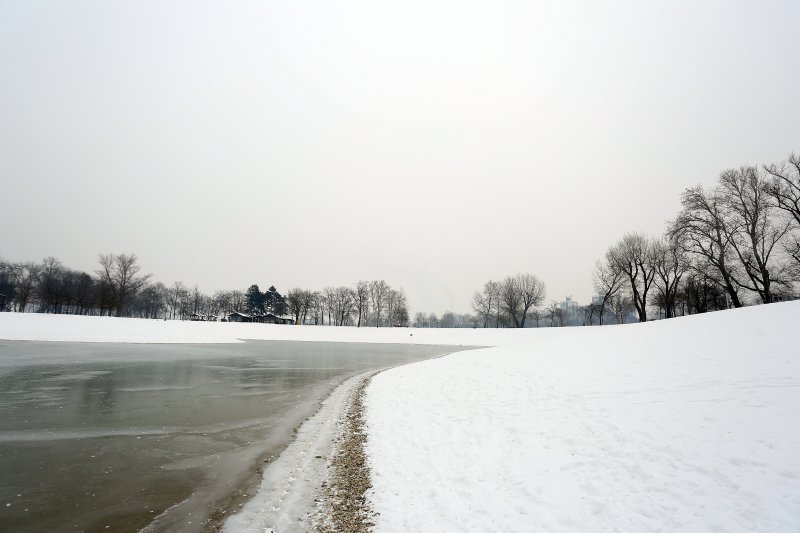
[226,311,293,324]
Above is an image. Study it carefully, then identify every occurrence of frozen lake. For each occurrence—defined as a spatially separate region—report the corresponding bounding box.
[0,340,461,532]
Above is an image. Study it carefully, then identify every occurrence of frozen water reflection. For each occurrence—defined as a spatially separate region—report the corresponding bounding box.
[0,340,460,532]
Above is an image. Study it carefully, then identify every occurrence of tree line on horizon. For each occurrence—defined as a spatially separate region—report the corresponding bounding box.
[0,254,408,327]
[245,281,408,327]
[0,252,246,319]
[458,151,800,329]
[0,253,156,318]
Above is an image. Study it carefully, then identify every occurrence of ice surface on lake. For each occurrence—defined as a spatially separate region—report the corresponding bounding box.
[0,340,456,532]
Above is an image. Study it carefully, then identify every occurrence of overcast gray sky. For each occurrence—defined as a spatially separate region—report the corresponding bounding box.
[1,0,798,315]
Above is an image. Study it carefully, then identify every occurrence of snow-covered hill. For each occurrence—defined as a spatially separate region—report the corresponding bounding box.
[365,302,800,532]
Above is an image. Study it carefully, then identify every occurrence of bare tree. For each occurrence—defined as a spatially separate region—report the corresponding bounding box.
[369,280,389,327]
[499,273,546,328]
[191,284,204,315]
[672,186,743,307]
[72,271,95,315]
[607,233,657,322]
[471,280,497,328]
[310,291,322,324]
[786,238,800,278]
[166,281,189,319]
[0,260,12,311]
[592,259,624,325]
[765,152,800,277]
[322,287,336,325]
[286,288,305,324]
[212,290,234,317]
[492,281,504,327]
[719,166,792,303]
[530,308,541,327]
[354,281,370,327]
[652,238,690,318]
[517,274,546,327]
[285,288,316,325]
[37,257,68,313]
[328,286,355,326]
[764,152,800,227]
[546,301,562,327]
[385,288,401,327]
[581,303,600,325]
[12,261,39,313]
[390,290,409,326]
[681,271,729,314]
[440,311,456,328]
[610,294,632,324]
[230,290,245,312]
[301,290,315,324]
[96,253,150,316]
[135,282,168,319]
[335,288,348,324]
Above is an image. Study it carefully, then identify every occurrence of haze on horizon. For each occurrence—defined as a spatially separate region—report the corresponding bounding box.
[1,0,798,315]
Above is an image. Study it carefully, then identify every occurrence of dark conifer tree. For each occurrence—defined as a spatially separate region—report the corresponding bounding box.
[265,285,288,316]
[245,284,264,314]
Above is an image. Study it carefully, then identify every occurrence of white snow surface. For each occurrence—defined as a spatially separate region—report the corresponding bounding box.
[365,302,800,532]
[0,312,506,346]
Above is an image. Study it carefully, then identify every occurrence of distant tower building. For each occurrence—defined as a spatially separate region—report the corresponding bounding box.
[561,296,580,325]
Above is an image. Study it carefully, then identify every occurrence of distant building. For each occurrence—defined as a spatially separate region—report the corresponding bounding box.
[226,311,292,324]
[227,312,252,322]
[257,313,293,325]
[561,296,581,326]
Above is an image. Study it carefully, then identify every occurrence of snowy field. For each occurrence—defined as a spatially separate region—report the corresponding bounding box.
[366,301,800,532]
[0,311,519,346]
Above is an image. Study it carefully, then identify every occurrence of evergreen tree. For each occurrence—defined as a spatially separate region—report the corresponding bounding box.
[264,285,288,316]
[245,284,264,314]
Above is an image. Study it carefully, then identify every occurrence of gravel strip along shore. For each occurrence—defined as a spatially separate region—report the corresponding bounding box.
[314,375,375,533]
[221,371,374,533]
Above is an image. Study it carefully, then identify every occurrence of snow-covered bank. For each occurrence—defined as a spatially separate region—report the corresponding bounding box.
[0,312,507,345]
[365,301,800,532]
[223,371,373,533]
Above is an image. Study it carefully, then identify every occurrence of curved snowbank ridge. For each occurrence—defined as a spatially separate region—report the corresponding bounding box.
[366,301,800,532]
